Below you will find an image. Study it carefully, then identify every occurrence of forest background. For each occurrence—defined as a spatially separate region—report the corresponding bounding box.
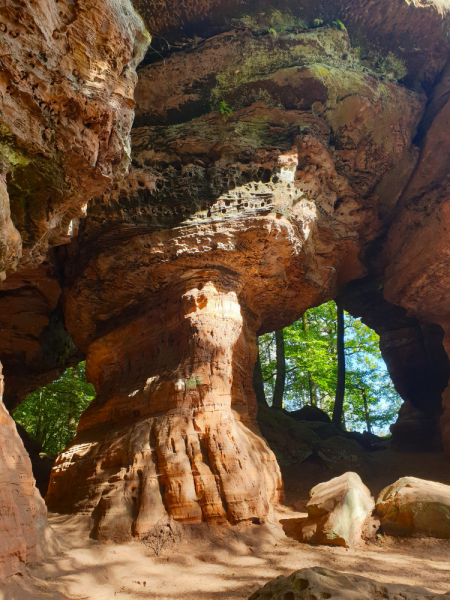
[13,302,400,455]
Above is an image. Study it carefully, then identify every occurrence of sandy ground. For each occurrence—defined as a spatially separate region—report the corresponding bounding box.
[3,448,450,600]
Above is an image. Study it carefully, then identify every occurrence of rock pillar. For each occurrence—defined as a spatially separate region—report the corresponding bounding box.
[46,275,282,539]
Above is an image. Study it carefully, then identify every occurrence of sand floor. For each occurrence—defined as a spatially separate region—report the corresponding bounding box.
[4,448,450,600]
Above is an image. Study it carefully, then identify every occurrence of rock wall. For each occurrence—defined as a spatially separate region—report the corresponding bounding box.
[0,0,149,578]
[0,0,149,409]
[45,25,426,536]
[2,0,450,550]
[381,55,450,452]
[337,277,450,450]
[0,363,58,579]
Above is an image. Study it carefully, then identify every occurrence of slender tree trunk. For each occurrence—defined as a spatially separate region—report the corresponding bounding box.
[308,375,318,407]
[272,329,286,410]
[332,305,346,429]
[35,389,43,443]
[253,337,268,406]
[302,313,318,407]
[361,388,372,434]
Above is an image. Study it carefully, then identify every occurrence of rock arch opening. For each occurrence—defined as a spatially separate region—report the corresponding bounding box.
[2,1,450,592]
[256,300,403,436]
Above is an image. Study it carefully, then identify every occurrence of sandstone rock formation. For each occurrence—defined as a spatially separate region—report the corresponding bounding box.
[377,477,450,539]
[0,0,150,578]
[0,0,149,274]
[43,23,428,538]
[2,0,450,553]
[0,0,150,409]
[296,472,377,547]
[337,278,450,451]
[248,566,450,600]
[0,363,58,579]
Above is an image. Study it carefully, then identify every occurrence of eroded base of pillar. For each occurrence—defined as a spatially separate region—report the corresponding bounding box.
[46,278,282,540]
[47,407,282,540]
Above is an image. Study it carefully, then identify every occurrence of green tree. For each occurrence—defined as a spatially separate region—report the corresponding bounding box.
[332,305,346,429]
[258,301,401,434]
[13,362,95,455]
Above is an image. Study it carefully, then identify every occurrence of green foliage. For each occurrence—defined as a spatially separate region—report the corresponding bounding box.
[267,27,277,37]
[259,302,401,434]
[13,362,95,455]
[332,19,346,31]
[219,100,233,122]
[313,18,324,28]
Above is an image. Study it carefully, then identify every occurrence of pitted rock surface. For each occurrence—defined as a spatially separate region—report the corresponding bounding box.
[248,566,450,600]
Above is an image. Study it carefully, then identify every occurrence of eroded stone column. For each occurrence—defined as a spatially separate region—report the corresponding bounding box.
[47,275,282,539]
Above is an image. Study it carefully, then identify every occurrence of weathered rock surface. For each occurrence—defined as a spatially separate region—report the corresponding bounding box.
[0,0,150,411]
[43,23,426,538]
[390,401,442,452]
[134,0,450,93]
[0,0,149,273]
[296,472,377,547]
[2,0,450,553]
[16,423,54,497]
[0,363,58,579]
[248,566,450,600]
[377,476,450,539]
[337,277,450,450]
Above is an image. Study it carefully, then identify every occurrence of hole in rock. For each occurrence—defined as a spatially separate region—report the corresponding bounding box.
[258,300,401,436]
[12,361,95,497]
[255,296,450,504]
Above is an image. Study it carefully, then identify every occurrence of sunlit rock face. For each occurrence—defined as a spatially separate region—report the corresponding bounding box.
[0,0,149,408]
[0,363,58,579]
[0,0,149,577]
[45,26,424,537]
[0,0,149,274]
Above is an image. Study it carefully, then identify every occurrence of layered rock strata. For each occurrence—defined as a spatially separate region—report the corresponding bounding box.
[0,0,149,408]
[0,0,149,273]
[46,26,424,537]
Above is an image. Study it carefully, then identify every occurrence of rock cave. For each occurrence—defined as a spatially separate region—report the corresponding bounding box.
[1,0,450,598]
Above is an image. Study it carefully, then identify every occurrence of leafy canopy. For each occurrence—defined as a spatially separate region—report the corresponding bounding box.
[259,301,400,434]
[13,361,95,455]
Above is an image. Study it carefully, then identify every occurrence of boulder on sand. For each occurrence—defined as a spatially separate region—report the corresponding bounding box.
[377,476,450,538]
[248,566,450,600]
[297,472,378,547]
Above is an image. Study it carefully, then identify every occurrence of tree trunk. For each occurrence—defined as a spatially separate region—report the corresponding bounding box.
[308,375,318,407]
[332,305,346,429]
[253,338,268,406]
[362,388,372,434]
[272,329,286,410]
[35,389,43,444]
[302,314,318,407]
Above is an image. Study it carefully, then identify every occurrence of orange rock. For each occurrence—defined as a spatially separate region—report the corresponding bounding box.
[0,363,58,579]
